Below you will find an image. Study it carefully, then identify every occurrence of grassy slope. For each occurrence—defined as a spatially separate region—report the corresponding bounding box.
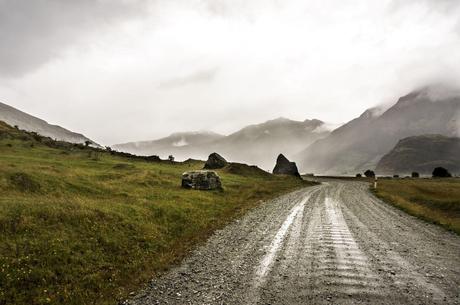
[373,179,460,234]
[0,122,310,305]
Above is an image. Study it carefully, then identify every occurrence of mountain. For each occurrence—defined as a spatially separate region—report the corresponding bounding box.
[113,131,225,159]
[375,134,460,175]
[297,86,460,175]
[210,118,329,169]
[0,101,95,145]
[114,117,331,170]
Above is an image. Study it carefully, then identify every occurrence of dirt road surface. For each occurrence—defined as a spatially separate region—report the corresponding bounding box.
[126,180,460,305]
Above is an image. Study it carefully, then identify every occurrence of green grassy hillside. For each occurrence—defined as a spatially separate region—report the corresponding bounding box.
[373,178,460,234]
[0,121,310,305]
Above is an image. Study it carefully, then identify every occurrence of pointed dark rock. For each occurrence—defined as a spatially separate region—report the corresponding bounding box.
[203,152,227,169]
[273,154,301,178]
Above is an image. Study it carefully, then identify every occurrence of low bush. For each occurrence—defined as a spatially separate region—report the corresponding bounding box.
[9,172,41,193]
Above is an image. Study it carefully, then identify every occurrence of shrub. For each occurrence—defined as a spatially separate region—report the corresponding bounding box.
[364,170,375,178]
[393,175,399,178]
[88,151,100,161]
[432,167,452,178]
[113,163,135,170]
[411,172,419,178]
[30,132,42,142]
[9,172,41,192]
[356,173,362,177]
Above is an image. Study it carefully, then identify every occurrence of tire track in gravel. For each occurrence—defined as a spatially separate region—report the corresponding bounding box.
[125,180,460,305]
[245,187,322,304]
[256,183,386,305]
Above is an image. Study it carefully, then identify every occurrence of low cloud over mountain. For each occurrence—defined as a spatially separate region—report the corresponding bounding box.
[296,86,460,175]
[114,117,331,170]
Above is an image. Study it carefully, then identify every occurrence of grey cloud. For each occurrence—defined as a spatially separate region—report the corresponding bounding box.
[1,0,460,145]
[0,0,147,78]
[455,19,460,36]
[200,0,279,19]
[388,0,460,15]
[158,68,219,89]
[203,0,230,17]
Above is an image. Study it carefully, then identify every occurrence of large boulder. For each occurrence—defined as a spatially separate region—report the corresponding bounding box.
[273,154,301,178]
[181,170,222,190]
[203,152,227,169]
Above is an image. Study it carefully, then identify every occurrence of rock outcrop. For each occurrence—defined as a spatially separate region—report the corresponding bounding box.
[375,134,460,175]
[203,152,227,169]
[273,154,301,178]
[181,170,222,190]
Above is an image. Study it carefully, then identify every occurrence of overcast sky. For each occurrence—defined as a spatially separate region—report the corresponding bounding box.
[1,0,459,145]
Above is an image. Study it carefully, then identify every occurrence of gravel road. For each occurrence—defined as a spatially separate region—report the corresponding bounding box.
[126,180,460,305]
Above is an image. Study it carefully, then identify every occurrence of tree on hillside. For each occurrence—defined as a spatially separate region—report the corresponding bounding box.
[356,173,362,178]
[411,172,419,178]
[432,167,452,178]
[168,155,175,162]
[84,140,92,147]
[364,170,375,178]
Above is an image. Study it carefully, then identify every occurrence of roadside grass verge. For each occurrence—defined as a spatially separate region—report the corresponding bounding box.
[373,178,460,234]
[0,122,311,305]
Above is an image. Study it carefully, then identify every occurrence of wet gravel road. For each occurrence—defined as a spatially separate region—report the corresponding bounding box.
[126,180,460,305]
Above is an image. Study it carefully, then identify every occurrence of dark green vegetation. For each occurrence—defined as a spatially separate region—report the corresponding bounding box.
[364,170,375,178]
[373,178,460,234]
[432,166,452,178]
[376,134,460,175]
[0,121,311,305]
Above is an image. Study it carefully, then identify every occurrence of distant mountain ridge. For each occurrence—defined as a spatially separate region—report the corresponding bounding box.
[375,134,460,175]
[114,131,225,158]
[3,85,458,174]
[297,86,460,174]
[113,117,331,170]
[0,102,95,145]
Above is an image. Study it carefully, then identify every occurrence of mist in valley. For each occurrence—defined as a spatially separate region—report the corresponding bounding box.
[1,0,460,174]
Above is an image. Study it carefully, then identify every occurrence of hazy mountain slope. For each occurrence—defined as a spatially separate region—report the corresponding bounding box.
[113,131,225,159]
[210,118,329,169]
[114,118,331,170]
[375,134,460,175]
[0,101,94,144]
[297,86,460,175]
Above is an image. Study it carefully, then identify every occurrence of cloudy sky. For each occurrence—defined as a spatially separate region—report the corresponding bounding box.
[1,0,459,145]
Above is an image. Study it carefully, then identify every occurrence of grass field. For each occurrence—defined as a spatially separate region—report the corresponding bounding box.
[0,122,311,305]
[373,178,460,235]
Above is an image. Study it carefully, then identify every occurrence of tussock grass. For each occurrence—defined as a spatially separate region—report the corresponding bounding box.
[373,178,460,234]
[8,172,41,193]
[0,121,310,305]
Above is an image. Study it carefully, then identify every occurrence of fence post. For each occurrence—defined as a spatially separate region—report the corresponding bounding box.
[374,177,378,189]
